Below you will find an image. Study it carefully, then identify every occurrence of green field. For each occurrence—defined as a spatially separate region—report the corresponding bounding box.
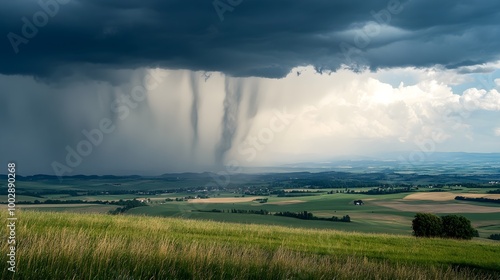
[11,189,500,237]
[123,192,500,237]
[3,173,500,278]
[2,210,499,279]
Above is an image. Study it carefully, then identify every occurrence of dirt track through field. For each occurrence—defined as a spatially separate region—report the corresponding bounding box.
[404,192,500,201]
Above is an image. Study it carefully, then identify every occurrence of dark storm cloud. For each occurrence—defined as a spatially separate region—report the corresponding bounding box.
[1,0,500,78]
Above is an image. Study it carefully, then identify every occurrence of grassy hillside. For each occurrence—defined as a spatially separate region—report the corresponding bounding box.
[2,211,500,279]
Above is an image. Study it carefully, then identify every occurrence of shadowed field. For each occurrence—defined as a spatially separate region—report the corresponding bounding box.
[373,201,500,213]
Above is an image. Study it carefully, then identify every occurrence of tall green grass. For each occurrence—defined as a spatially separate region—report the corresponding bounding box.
[2,210,499,279]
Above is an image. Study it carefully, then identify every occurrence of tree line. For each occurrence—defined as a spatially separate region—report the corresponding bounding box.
[194,209,270,215]
[194,209,351,223]
[7,198,146,206]
[274,211,351,222]
[0,198,148,215]
[455,196,500,204]
[108,199,148,215]
[489,234,500,241]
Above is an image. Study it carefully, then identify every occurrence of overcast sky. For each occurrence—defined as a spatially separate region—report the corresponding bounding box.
[1,0,500,175]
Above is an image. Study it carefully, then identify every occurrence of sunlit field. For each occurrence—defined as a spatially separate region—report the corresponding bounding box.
[2,210,499,279]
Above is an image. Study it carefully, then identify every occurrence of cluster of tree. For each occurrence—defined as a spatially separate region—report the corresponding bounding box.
[9,198,150,207]
[300,180,379,189]
[428,189,446,192]
[273,190,321,197]
[454,183,491,189]
[487,189,500,194]
[3,189,81,198]
[9,198,149,215]
[276,193,320,197]
[328,189,373,194]
[330,215,351,222]
[243,186,272,196]
[286,190,326,193]
[274,211,351,223]
[164,197,188,202]
[360,186,414,195]
[109,199,148,215]
[411,183,488,189]
[488,234,500,241]
[7,199,107,205]
[412,213,478,240]
[353,200,364,205]
[201,209,223,213]
[253,198,268,203]
[195,208,351,223]
[10,199,137,205]
[112,199,145,206]
[269,179,379,189]
[244,191,271,196]
[195,209,269,215]
[16,189,167,197]
[12,186,261,198]
[229,209,269,215]
[455,196,500,204]
[165,196,205,202]
[275,211,314,219]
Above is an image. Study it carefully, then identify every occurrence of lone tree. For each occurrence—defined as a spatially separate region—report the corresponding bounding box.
[412,213,443,238]
[441,215,476,240]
